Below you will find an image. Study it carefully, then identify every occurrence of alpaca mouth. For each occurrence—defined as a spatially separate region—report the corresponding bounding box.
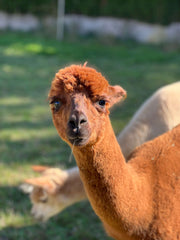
[67,126,90,146]
[68,136,89,146]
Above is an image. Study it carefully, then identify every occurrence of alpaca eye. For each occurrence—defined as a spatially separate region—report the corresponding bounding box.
[40,198,48,203]
[53,101,61,112]
[98,100,106,107]
[39,190,48,203]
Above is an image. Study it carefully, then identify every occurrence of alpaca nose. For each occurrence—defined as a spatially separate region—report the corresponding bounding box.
[68,112,87,133]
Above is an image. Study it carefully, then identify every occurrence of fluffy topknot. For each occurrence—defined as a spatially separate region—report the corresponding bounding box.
[49,64,109,98]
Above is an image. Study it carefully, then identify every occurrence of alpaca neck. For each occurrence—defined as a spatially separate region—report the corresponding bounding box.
[73,118,136,226]
[73,117,152,238]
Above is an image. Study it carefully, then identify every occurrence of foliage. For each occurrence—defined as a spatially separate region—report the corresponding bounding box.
[66,0,180,25]
[0,32,180,239]
[0,0,180,24]
[0,0,57,15]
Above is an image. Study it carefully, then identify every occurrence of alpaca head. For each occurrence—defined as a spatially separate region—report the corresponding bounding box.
[24,166,71,221]
[49,64,126,147]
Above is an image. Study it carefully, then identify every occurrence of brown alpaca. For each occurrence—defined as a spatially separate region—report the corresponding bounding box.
[23,82,180,222]
[46,64,180,240]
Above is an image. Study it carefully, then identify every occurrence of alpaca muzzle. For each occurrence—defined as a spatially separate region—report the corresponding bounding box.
[67,111,90,146]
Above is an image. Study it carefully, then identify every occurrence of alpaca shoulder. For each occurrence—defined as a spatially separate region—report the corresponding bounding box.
[127,124,180,173]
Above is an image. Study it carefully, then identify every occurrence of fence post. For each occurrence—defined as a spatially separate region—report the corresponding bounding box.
[57,0,65,40]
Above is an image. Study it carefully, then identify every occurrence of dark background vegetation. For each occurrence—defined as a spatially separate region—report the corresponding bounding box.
[0,0,180,25]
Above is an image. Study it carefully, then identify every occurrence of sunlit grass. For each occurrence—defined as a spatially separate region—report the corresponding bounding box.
[0,96,31,106]
[3,46,26,57]
[0,32,180,240]
[3,42,56,57]
[0,162,38,185]
[0,128,56,141]
[0,211,32,228]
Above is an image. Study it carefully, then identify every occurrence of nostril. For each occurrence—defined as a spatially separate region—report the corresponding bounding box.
[68,113,87,130]
[79,113,87,126]
[80,119,87,125]
[68,115,77,129]
[69,120,76,128]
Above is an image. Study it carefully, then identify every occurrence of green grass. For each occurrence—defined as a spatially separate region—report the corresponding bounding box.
[0,32,180,240]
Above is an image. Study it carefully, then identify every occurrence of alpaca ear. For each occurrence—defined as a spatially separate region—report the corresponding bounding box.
[108,85,127,108]
[25,177,56,194]
[32,165,50,173]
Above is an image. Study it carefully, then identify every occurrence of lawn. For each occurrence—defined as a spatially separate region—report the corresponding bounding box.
[0,32,180,240]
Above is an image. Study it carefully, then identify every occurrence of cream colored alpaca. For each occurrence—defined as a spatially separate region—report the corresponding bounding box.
[24,81,180,223]
[24,165,86,221]
[117,81,180,157]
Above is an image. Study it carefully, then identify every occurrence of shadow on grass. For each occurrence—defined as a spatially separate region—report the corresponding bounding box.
[0,224,50,240]
[0,185,30,214]
[1,223,110,240]
[0,136,73,166]
[0,192,110,240]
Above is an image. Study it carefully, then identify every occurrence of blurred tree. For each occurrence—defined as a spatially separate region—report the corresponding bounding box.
[0,0,179,25]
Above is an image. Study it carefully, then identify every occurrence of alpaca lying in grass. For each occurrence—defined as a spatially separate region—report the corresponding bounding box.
[23,81,180,226]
